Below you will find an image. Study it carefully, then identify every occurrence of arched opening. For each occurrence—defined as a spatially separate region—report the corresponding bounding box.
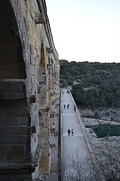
[0,0,26,79]
[0,1,31,179]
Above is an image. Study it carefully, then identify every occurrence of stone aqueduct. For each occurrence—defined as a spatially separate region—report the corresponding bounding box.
[0,0,59,180]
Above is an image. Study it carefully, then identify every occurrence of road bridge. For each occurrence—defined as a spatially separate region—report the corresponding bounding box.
[60,89,104,181]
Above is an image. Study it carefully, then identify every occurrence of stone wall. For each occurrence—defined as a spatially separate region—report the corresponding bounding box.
[0,0,59,180]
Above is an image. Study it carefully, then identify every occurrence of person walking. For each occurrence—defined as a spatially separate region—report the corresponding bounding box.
[74,105,76,112]
[71,129,74,136]
[67,90,69,94]
[67,104,70,109]
[67,129,70,136]
[64,104,66,109]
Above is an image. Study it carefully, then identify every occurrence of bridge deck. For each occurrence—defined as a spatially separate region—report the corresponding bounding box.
[60,89,98,181]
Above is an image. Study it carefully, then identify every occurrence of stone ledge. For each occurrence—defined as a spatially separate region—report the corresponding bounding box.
[0,163,35,173]
[0,107,29,115]
[0,135,30,143]
[0,126,30,135]
[0,80,26,100]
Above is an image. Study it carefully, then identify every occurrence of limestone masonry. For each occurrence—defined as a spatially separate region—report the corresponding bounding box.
[0,0,59,180]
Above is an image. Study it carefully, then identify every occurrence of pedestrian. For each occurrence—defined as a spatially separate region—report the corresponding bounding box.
[74,105,76,112]
[67,129,70,136]
[67,104,69,109]
[64,104,66,109]
[71,129,74,136]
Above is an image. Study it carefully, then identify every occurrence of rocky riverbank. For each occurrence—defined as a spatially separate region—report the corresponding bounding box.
[79,108,120,180]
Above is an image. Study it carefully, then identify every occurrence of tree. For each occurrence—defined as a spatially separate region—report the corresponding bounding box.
[60,60,120,108]
[61,137,120,181]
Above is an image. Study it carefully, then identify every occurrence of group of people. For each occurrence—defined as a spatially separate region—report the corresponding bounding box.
[63,104,76,112]
[67,129,74,136]
[64,104,70,109]
[62,89,75,136]
[62,90,70,95]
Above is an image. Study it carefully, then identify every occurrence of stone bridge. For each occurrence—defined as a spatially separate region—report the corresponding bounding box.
[0,0,59,180]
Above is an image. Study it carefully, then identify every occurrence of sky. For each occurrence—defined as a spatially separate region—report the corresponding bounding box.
[46,0,120,63]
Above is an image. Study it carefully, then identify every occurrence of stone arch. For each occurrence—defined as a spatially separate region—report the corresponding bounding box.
[0,0,26,79]
[0,1,31,179]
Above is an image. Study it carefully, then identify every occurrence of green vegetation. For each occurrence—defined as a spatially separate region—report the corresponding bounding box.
[60,60,120,108]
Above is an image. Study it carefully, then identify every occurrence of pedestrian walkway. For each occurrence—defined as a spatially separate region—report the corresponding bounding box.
[60,89,101,181]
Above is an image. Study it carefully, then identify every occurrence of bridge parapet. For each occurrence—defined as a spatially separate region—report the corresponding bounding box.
[69,91,105,181]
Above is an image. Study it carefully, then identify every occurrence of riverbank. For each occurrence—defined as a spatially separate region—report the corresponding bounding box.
[79,107,120,180]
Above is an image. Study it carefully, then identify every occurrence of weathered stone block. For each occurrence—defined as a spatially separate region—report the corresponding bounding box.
[0,107,29,116]
[0,135,30,143]
[0,92,26,100]
[0,70,26,79]
[0,81,26,100]
[30,95,36,104]
[39,76,46,83]
[31,126,36,133]
[0,59,25,69]
[47,64,52,69]
[35,13,45,24]
[0,116,29,126]
[0,126,30,135]
[6,145,25,162]
[0,144,30,162]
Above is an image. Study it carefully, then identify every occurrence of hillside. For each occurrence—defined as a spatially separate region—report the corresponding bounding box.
[60,60,120,108]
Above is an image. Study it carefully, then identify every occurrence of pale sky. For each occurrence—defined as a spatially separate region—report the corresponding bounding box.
[46,0,120,63]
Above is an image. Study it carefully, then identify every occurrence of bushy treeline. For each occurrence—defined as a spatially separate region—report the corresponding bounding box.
[60,60,120,108]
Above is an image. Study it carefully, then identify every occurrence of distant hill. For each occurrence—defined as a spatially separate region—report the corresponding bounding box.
[60,59,120,108]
